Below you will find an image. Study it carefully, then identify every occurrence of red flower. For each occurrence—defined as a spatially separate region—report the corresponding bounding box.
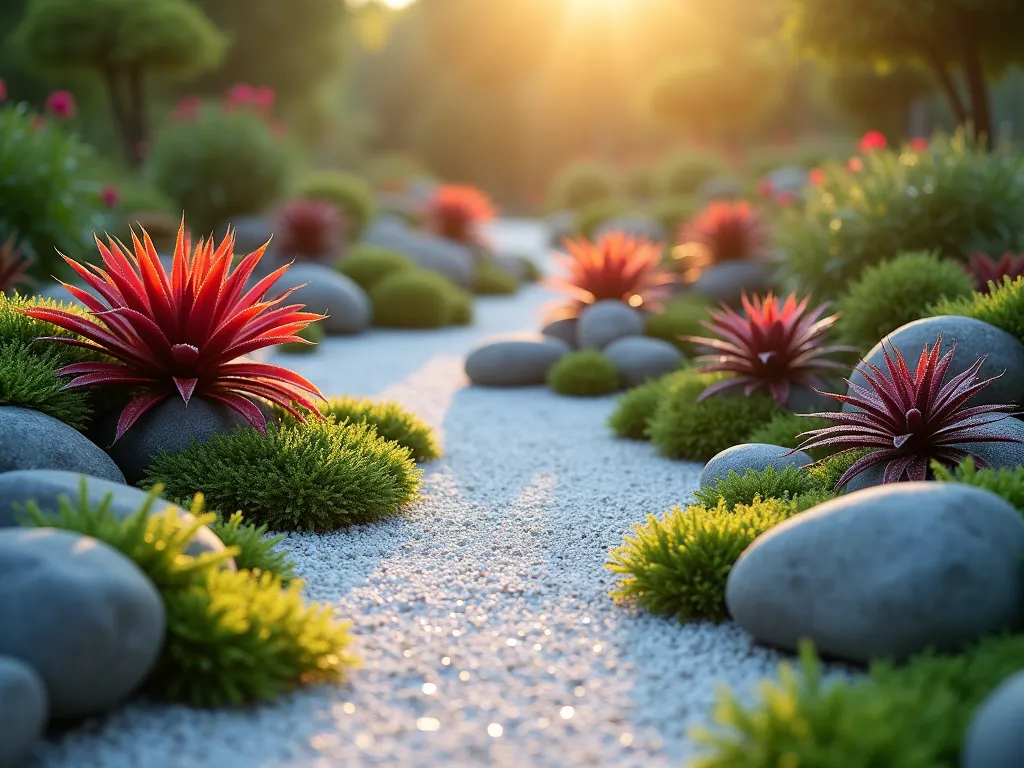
[965,251,1024,294]
[276,199,346,259]
[847,157,863,173]
[678,201,769,263]
[426,185,497,244]
[858,130,887,153]
[99,185,120,209]
[45,90,76,120]
[21,219,325,441]
[795,336,1023,488]
[252,86,276,115]
[808,168,825,186]
[549,232,675,312]
[776,191,797,208]
[0,78,7,102]
[684,292,854,406]
[224,83,256,109]
[757,179,774,199]
[172,96,202,122]
[909,137,929,152]
[0,233,34,296]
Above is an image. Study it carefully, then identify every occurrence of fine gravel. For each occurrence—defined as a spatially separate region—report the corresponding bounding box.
[37,220,818,768]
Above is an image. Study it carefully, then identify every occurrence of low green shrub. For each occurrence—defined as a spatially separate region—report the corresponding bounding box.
[778,132,1024,299]
[317,396,441,462]
[336,244,416,292]
[447,287,475,325]
[370,269,468,328]
[643,295,712,354]
[658,151,727,198]
[648,370,781,461]
[20,483,355,707]
[144,417,421,532]
[147,104,292,234]
[933,275,1024,343]
[836,251,975,351]
[608,377,667,439]
[574,197,630,239]
[297,171,376,240]
[548,161,619,212]
[210,511,297,582]
[933,456,1024,515]
[547,350,621,397]
[607,495,818,623]
[648,196,701,239]
[690,635,1024,767]
[746,412,836,461]
[693,466,833,511]
[276,322,324,355]
[807,450,867,493]
[471,262,518,295]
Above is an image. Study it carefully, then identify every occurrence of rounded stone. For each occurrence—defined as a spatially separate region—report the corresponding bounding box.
[848,316,1024,409]
[726,483,1024,663]
[274,262,370,335]
[0,407,124,483]
[700,443,813,489]
[603,336,684,387]
[692,261,776,306]
[98,396,253,485]
[577,301,645,350]
[465,335,572,387]
[364,218,474,287]
[962,669,1024,768]
[0,528,166,718]
[0,469,230,559]
[0,656,47,768]
[541,317,578,349]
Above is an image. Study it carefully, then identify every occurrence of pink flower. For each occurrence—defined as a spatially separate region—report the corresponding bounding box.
[808,168,825,186]
[224,83,256,111]
[847,157,863,173]
[776,191,797,208]
[45,90,76,120]
[0,78,7,103]
[909,137,929,152]
[99,185,120,209]
[172,96,202,122]
[858,130,887,153]
[757,179,774,199]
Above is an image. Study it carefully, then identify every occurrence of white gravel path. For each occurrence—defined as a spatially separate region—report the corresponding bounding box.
[37,220,794,768]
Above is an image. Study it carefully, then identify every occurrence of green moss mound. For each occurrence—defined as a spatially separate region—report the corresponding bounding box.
[297,171,376,240]
[547,350,621,397]
[648,371,781,462]
[836,251,975,351]
[575,197,630,239]
[807,450,867,493]
[471,262,519,295]
[209,511,296,582]
[21,484,355,707]
[370,269,470,328]
[276,321,324,356]
[336,244,416,292]
[648,196,701,237]
[0,294,107,430]
[548,161,619,212]
[608,378,668,440]
[144,417,422,532]
[934,275,1024,343]
[659,151,727,198]
[746,412,835,461]
[690,635,1024,767]
[693,466,833,511]
[318,396,441,462]
[644,295,712,354]
[517,257,542,283]
[608,495,819,623]
[933,456,1024,515]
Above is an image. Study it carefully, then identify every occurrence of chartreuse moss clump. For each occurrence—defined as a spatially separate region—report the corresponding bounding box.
[933,457,1024,515]
[608,377,668,439]
[547,350,621,397]
[689,635,1024,767]
[933,275,1024,342]
[836,251,974,351]
[693,466,833,511]
[608,495,819,623]
[745,411,835,461]
[807,450,867,493]
[209,512,296,582]
[0,294,104,430]
[648,370,781,462]
[370,269,473,328]
[336,244,416,292]
[144,417,421,532]
[317,396,441,462]
[20,482,355,707]
[471,261,519,295]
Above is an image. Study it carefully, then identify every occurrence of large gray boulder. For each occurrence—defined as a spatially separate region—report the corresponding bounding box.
[465,335,571,387]
[726,483,1024,663]
[364,216,474,287]
[0,407,124,483]
[577,301,645,350]
[603,336,684,387]
[962,669,1024,768]
[692,261,775,306]
[0,656,47,767]
[273,262,370,335]
[0,528,165,718]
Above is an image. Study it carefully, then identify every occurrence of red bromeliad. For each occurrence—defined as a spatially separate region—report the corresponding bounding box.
[0,233,34,295]
[426,185,496,244]
[795,336,1022,489]
[684,292,854,406]
[277,199,346,259]
[678,201,769,263]
[549,232,675,312]
[965,251,1024,294]
[21,220,326,441]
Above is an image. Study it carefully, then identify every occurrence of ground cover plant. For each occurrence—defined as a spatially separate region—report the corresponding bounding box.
[692,465,829,511]
[548,161,619,212]
[20,483,355,707]
[297,171,376,241]
[144,416,421,532]
[369,269,473,328]
[745,412,834,460]
[314,396,442,463]
[471,261,518,295]
[547,350,621,397]
[608,377,668,440]
[337,244,416,292]
[934,275,1024,343]
[933,456,1024,517]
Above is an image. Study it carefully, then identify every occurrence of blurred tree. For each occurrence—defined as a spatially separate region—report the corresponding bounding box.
[787,0,1024,149]
[14,0,225,167]
[821,65,935,138]
[188,0,348,107]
